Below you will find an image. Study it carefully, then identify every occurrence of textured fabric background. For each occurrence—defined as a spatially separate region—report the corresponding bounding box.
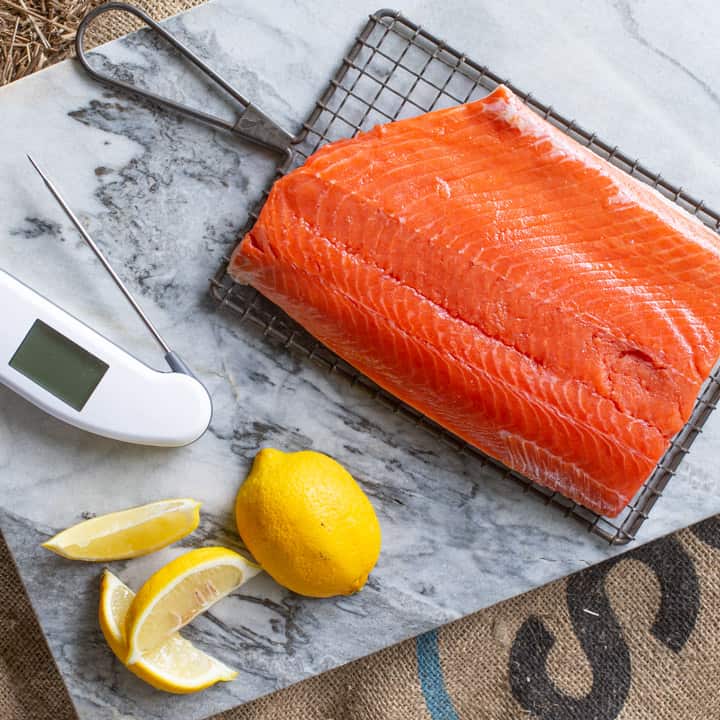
[1,2,719,719]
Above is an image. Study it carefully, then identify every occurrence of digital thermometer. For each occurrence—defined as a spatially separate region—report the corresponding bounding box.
[0,157,212,447]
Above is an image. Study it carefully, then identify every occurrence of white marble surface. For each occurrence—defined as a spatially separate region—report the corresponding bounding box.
[1,1,720,718]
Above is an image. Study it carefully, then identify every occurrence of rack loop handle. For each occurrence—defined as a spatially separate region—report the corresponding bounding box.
[75,2,294,154]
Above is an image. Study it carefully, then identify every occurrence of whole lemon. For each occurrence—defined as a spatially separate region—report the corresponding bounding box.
[235,449,381,598]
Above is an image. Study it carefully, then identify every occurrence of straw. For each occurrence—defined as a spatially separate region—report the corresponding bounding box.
[0,0,203,86]
[0,0,100,84]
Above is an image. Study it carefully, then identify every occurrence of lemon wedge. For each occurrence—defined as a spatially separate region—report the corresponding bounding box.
[99,569,237,694]
[125,546,260,664]
[42,499,201,561]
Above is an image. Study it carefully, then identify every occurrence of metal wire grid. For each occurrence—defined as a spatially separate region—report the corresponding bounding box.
[211,9,720,545]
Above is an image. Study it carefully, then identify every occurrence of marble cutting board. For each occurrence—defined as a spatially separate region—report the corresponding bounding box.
[2,1,720,719]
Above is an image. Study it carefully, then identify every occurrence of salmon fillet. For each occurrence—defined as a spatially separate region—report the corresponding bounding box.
[229,85,720,517]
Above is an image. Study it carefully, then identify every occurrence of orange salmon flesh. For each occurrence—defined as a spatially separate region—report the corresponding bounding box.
[230,85,720,517]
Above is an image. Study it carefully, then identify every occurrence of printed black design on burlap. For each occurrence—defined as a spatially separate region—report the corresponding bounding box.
[690,516,720,549]
[509,535,699,720]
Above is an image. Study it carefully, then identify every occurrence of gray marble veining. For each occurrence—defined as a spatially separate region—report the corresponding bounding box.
[1,1,720,718]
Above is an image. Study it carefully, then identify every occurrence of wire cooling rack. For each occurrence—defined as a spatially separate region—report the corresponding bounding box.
[211,9,720,545]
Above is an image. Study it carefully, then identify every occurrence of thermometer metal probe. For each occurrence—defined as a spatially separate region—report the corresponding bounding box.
[26,154,191,375]
[28,155,170,354]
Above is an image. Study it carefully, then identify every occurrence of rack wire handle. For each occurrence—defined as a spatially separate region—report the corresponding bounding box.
[75,2,294,155]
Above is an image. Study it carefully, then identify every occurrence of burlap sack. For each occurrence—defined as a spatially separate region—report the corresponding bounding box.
[3,3,720,719]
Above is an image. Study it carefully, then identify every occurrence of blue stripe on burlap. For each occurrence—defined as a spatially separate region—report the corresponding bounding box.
[416,630,460,720]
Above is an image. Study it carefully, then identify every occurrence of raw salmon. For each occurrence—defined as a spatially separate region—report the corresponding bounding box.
[229,85,720,517]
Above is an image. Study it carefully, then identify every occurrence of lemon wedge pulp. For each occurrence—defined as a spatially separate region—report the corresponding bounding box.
[42,498,201,561]
[125,546,260,665]
[99,570,237,694]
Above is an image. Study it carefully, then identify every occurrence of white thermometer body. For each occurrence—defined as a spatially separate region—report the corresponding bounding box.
[0,269,212,447]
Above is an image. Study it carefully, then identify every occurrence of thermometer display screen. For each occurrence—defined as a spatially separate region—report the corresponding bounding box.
[9,320,109,411]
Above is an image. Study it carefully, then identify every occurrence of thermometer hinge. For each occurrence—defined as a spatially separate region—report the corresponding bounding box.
[165,351,196,378]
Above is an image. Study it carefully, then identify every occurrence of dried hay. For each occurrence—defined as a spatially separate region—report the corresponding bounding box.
[0,0,202,86]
